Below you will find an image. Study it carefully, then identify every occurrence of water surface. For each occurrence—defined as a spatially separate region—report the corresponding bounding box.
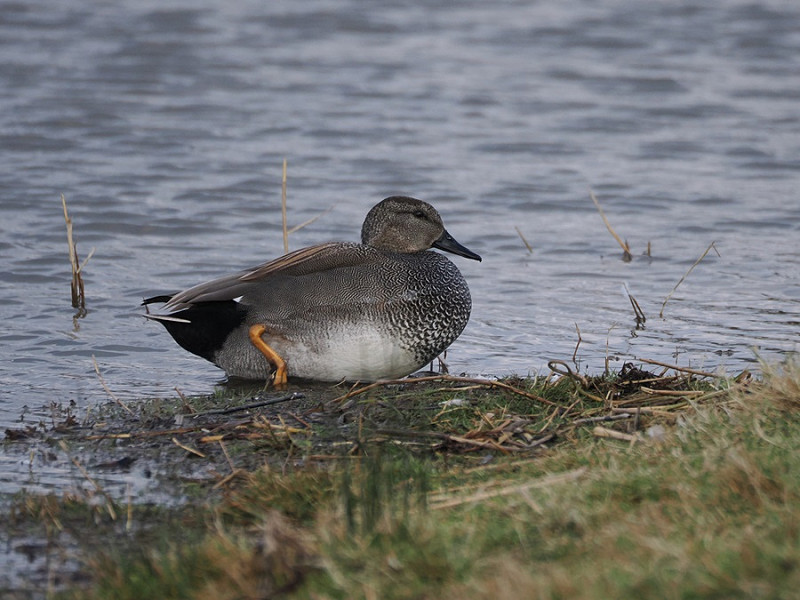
[1,0,798,434]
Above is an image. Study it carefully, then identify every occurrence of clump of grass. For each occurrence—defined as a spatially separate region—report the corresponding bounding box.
[748,356,800,411]
[80,512,316,600]
[222,467,336,525]
[432,360,800,599]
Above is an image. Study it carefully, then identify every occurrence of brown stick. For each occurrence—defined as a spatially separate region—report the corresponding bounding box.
[590,190,632,260]
[623,283,646,325]
[62,194,88,310]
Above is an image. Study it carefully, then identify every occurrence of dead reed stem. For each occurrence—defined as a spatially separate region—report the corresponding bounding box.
[659,241,720,317]
[61,194,93,312]
[593,426,638,442]
[590,189,632,260]
[514,226,533,253]
[623,282,646,326]
[281,159,289,253]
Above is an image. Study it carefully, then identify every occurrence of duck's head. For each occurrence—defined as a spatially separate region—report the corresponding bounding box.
[361,196,482,261]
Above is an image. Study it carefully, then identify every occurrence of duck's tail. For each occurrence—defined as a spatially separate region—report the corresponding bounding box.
[142,295,246,363]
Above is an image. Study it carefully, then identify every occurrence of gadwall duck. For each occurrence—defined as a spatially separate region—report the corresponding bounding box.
[143,196,481,384]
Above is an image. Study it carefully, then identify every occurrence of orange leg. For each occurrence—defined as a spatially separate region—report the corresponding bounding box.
[248,324,288,386]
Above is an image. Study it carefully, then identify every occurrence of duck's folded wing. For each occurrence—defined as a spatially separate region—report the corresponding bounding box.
[163,242,370,310]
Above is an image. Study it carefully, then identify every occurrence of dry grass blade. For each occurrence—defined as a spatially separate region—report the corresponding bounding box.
[212,469,248,490]
[430,467,586,509]
[590,189,632,261]
[640,387,704,397]
[171,437,205,458]
[288,204,336,235]
[610,406,683,417]
[660,241,720,318]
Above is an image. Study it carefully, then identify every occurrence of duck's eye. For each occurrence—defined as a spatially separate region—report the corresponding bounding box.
[412,210,426,219]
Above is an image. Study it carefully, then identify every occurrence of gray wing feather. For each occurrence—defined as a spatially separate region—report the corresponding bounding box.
[161,242,369,312]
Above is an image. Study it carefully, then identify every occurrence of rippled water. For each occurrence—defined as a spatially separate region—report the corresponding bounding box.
[1,0,799,437]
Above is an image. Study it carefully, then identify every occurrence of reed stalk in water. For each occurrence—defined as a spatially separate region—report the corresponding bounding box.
[61,193,93,313]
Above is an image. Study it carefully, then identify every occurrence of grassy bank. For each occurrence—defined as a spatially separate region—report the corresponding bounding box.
[3,359,799,599]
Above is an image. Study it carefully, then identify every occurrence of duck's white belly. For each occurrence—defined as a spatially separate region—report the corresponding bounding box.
[215,312,433,382]
[281,324,422,382]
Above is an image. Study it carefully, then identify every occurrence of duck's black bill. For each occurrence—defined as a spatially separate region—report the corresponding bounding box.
[433,230,482,262]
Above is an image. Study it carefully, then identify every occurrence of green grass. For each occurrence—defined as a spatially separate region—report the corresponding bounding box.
[7,360,800,599]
